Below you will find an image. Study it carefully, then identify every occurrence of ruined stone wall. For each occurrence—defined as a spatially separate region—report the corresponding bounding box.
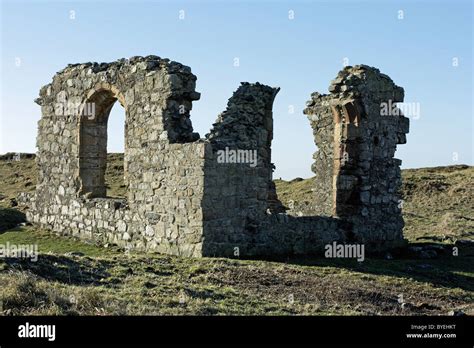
[201,83,284,255]
[28,56,206,257]
[304,65,409,250]
[304,93,335,216]
[22,58,409,258]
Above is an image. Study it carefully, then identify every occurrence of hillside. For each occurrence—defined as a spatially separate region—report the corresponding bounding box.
[0,154,473,315]
[275,164,474,244]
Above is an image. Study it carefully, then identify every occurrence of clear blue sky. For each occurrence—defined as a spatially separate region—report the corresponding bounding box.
[1,0,472,179]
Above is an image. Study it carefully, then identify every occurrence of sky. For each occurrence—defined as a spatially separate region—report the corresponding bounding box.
[0,0,472,179]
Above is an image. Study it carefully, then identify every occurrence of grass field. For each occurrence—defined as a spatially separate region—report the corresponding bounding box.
[0,154,472,315]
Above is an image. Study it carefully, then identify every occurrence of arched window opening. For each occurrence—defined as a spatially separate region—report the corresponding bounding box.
[105,101,126,198]
[78,89,126,199]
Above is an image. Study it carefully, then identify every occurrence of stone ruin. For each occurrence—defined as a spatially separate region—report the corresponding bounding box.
[20,56,409,258]
[304,65,410,249]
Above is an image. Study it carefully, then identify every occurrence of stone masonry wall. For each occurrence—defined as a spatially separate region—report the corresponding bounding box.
[28,56,206,257]
[21,57,409,258]
[304,65,409,250]
[202,83,293,256]
[303,92,335,216]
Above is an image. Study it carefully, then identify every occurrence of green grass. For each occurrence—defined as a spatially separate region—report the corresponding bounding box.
[0,226,472,316]
[0,226,118,257]
[0,155,473,315]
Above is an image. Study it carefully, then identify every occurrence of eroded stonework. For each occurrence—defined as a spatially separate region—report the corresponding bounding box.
[304,65,409,250]
[20,57,408,257]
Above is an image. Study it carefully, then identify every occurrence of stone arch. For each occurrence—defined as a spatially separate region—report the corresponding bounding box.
[77,84,127,198]
[33,56,201,208]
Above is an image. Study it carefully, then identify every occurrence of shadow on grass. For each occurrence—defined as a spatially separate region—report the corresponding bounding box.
[1,224,472,293]
[3,254,113,286]
[0,207,26,232]
[278,242,474,292]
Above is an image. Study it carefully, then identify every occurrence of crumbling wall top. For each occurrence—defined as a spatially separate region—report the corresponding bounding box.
[327,64,404,103]
[35,55,200,107]
[206,82,280,150]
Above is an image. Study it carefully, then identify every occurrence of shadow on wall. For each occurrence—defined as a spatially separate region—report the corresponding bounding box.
[200,83,348,257]
[22,56,409,259]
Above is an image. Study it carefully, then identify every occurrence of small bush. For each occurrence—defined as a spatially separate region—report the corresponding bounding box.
[0,207,26,232]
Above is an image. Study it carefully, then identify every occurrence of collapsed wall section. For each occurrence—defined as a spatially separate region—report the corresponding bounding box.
[22,58,410,258]
[304,65,410,250]
[200,83,347,257]
[202,83,286,255]
[303,93,335,216]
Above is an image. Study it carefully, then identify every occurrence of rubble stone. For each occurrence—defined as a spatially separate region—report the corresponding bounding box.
[20,58,408,257]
